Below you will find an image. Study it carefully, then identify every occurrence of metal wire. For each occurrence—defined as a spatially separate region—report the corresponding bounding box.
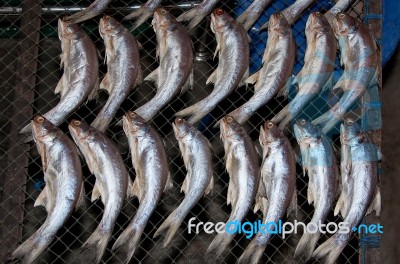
[0,0,378,263]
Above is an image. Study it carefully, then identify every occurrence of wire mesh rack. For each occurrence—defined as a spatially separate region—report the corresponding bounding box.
[0,0,381,263]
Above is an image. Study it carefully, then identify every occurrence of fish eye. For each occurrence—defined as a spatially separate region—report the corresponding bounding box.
[73,120,81,126]
[278,13,283,18]
[226,116,233,123]
[36,116,44,123]
[300,119,306,125]
[215,9,224,16]
[160,9,167,14]
[346,119,354,125]
[267,122,274,128]
[176,118,183,124]
[339,13,346,19]
[129,111,136,118]
[315,12,321,16]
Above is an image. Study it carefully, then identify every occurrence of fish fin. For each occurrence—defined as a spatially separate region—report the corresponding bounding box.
[204,176,214,196]
[276,76,293,98]
[12,232,51,264]
[366,186,381,216]
[334,192,346,217]
[91,181,103,203]
[34,186,49,211]
[254,197,268,218]
[312,233,349,264]
[246,71,260,85]
[181,69,194,93]
[206,231,234,258]
[180,172,191,195]
[164,173,173,191]
[126,176,135,198]
[112,224,144,264]
[153,212,183,248]
[88,78,100,101]
[54,75,64,95]
[237,233,268,264]
[82,228,112,264]
[130,177,144,202]
[19,123,32,135]
[333,73,347,92]
[206,68,218,85]
[239,68,249,88]
[144,68,158,84]
[134,65,143,88]
[76,184,85,210]
[287,191,298,217]
[294,231,320,261]
[322,73,334,92]
[100,73,112,94]
[307,183,314,205]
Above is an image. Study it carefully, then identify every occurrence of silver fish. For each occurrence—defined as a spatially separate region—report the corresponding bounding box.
[177,0,220,32]
[226,13,295,125]
[63,0,112,24]
[312,118,381,264]
[20,19,99,135]
[238,121,297,264]
[68,119,131,264]
[124,0,163,30]
[312,13,379,134]
[154,117,214,247]
[237,0,274,31]
[134,8,193,121]
[325,0,355,26]
[272,12,336,129]
[206,115,260,257]
[12,116,84,264]
[281,0,317,26]
[91,15,141,132]
[293,119,339,261]
[175,9,249,124]
[112,111,173,263]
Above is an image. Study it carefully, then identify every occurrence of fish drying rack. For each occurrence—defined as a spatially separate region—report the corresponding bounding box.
[0,0,382,263]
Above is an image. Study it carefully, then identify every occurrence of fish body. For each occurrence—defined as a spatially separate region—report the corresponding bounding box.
[237,0,274,31]
[68,120,130,264]
[112,111,172,263]
[175,9,249,124]
[91,16,141,132]
[206,115,260,257]
[177,0,220,32]
[63,0,112,24]
[227,13,295,125]
[154,117,214,247]
[238,121,296,264]
[12,116,84,264]
[325,0,355,26]
[20,19,98,135]
[281,0,317,25]
[312,13,379,133]
[312,119,381,264]
[272,12,336,129]
[293,119,339,261]
[134,8,193,121]
[124,0,163,30]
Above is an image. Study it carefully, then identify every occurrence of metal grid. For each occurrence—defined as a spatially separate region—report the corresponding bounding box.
[0,0,380,263]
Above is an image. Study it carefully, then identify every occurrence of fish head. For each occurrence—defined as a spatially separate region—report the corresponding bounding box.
[306,12,331,34]
[333,12,359,36]
[220,115,245,142]
[58,18,82,40]
[340,118,361,144]
[153,8,177,31]
[31,115,59,143]
[211,8,234,34]
[99,15,124,38]
[122,111,150,138]
[259,121,284,146]
[293,119,320,143]
[172,117,194,140]
[68,119,95,143]
[268,12,290,35]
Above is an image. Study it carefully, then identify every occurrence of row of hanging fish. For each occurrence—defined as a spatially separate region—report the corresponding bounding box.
[13,113,381,264]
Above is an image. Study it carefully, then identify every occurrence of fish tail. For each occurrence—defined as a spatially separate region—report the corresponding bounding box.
[176,8,203,32]
[82,228,112,264]
[311,111,332,127]
[153,213,183,248]
[294,231,320,261]
[175,102,210,124]
[312,233,348,264]
[90,115,112,133]
[112,224,143,264]
[187,15,205,32]
[272,105,289,125]
[124,7,153,30]
[237,235,268,264]
[206,232,234,258]
[12,233,49,264]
